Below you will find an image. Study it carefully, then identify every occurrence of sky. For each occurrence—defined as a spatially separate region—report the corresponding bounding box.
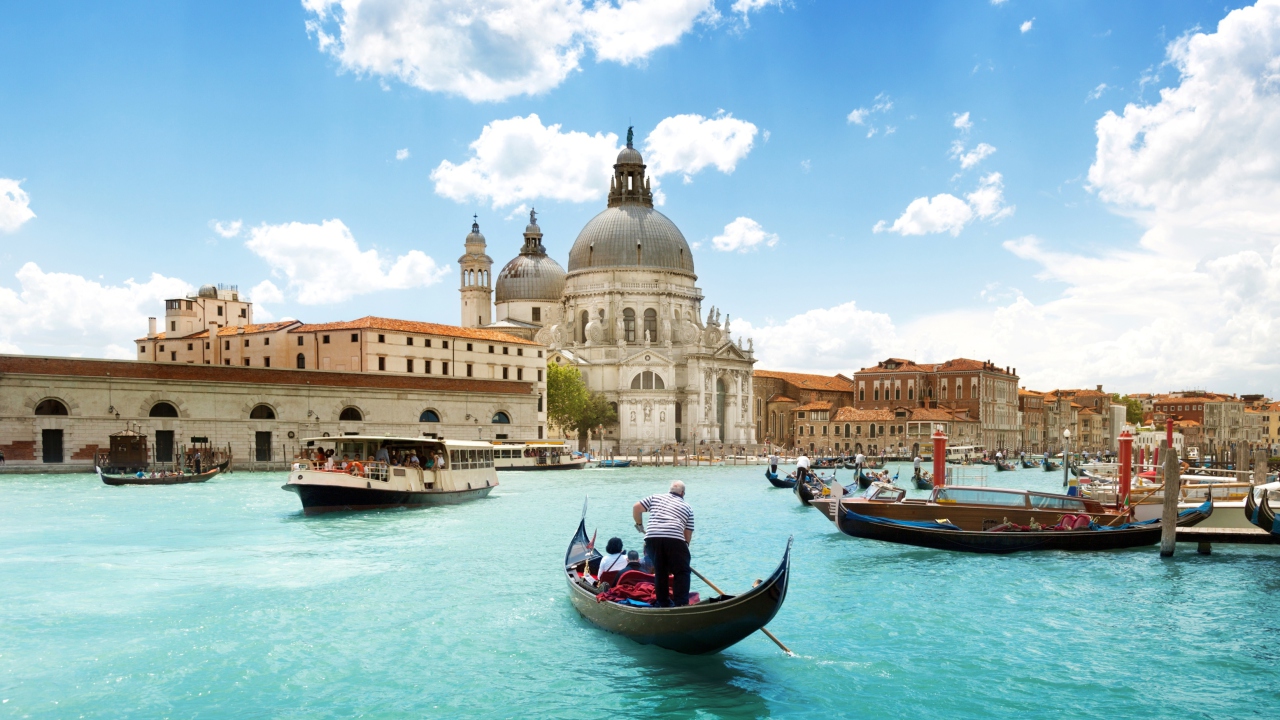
[2,0,1279,396]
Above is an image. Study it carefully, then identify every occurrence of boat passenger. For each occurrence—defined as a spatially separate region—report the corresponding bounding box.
[597,537,628,578]
[348,458,365,476]
[408,452,420,468]
[623,550,643,574]
[633,481,695,607]
[375,443,391,465]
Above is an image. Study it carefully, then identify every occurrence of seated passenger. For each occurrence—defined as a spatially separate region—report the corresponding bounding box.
[408,452,420,468]
[339,454,350,470]
[596,537,628,579]
[623,550,643,573]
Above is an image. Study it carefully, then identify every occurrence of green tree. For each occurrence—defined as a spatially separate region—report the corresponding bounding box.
[546,362,588,435]
[576,392,618,440]
[1112,394,1144,425]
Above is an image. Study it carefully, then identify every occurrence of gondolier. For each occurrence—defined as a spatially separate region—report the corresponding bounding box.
[913,455,922,480]
[769,451,779,475]
[633,481,695,607]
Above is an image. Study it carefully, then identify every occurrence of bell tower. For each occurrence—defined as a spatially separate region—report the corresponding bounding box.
[608,126,654,209]
[459,217,493,328]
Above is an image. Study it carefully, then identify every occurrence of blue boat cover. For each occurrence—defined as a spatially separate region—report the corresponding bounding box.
[843,510,962,531]
[1088,499,1211,531]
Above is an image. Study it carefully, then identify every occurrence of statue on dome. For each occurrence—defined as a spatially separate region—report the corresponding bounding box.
[529,207,537,225]
[626,126,634,148]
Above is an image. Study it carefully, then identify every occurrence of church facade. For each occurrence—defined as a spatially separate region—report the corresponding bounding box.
[460,134,757,448]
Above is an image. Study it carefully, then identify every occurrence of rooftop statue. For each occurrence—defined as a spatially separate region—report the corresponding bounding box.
[626,126,634,148]
[530,208,538,225]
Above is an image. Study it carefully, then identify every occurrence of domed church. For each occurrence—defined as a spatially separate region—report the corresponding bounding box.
[459,131,756,448]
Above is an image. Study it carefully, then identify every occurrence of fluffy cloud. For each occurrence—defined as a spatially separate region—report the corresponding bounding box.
[846,94,894,137]
[1020,18,1034,33]
[953,112,973,131]
[710,217,777,252]
[244,219,449,304]
[395,148,410,161]
[432,113,758,207]
[737,301,898,375]
[643,113,758,181]
[874,193,973,236]
[950,141,997,169]
[0,263,189,356]
[302,0,718,102]
[210,219,243,238]
[0,178,36,233]
[965,172,1013,220]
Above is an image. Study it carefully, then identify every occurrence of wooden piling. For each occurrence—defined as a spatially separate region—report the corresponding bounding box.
[1159,440,1180,557]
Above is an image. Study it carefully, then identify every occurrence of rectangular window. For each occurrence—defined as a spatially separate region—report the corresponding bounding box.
[224,359,230,366]
[407,337,414,345]
[517,368,523,381]
[822,426,828,435]
[502,367,509,379]
[351,333,358,342]
[489,345,495,354]
[187,343,193,351]
[424,360,431,374]
[217,306,223,316]
[532,307,541,322]
[502,346,508,355]
[378,334,385,343]
[406,358,414,373]
[442,361,449,375]
[185,300,192,310]
[517,348,523,356]
[297,336,304,346]
[537,369,543,382]
[537,350,542,358]
[171,321,176,331]
[425,339,432,348]
[243,358,250,366]
[139,346,145,353]
[170,351,176,361]
[263,337,269,346]
[378,357,386,371]
[240,308,246,317]
[323,335,330,344]
[244,339,250,348]
[264,357,270,368]
[466,364,473,377]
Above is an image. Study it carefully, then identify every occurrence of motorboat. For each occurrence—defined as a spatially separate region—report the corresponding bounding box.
[492,442,588,471]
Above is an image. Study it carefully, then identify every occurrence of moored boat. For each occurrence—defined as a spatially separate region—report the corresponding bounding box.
[1244,485,1278,536]
[564,510,791,654]
[598,459,632,468]
[98,466,221,486]
[492,442,588,471]
[283,435,497,514]
[835,499,1212,554]
[812,483,1127,530]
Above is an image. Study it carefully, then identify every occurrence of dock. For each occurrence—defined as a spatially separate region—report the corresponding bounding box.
[1177,526,1275,554]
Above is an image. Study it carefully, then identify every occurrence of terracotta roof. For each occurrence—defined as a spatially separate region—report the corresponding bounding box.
[1018,389,1042,397]
[857,358,935,374]
[216,321,301,337]
[753,369,856,392]
[767,394,798,404]
[935,358,1017,375]
[910,407,973,422]
[292,316,540,346]
[832,407,893,422]
[0,354,534,395]
[136,330,211,342]
[794,401,833,412]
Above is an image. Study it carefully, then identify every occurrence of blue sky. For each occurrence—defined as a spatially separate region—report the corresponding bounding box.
[3,0,1278,395]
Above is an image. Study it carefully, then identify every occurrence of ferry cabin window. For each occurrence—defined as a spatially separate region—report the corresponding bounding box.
[936,488,1027,507]
[1029,495,1087,511]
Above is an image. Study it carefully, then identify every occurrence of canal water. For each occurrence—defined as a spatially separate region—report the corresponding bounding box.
[2,464,1278,718]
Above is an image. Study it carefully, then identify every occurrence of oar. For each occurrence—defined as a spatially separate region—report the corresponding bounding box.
[689,567,793,656]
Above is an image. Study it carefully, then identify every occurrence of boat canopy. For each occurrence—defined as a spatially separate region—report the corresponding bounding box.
[299,435,494,449]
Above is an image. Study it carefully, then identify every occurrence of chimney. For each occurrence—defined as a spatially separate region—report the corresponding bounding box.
[1096,384,1103,392]
[1013,367,1017,376]
[148,317,157,338]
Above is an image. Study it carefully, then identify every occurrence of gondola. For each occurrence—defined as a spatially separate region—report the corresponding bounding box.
[765,469,796,489]
[98,466,221,486]
[1043,460,1060,472]
[995,461,1015,472]
[1244,488,1277,535]
[913,472,932,491]
[835,499,1212,554]
[795,475,819,505]
[563,510,791,655]
[1021,458,1036,469]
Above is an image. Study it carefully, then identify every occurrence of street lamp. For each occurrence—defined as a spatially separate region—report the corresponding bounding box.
[1062,428,1072,489]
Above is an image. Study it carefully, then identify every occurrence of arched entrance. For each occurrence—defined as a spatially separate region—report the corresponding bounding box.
[715,377,726,441]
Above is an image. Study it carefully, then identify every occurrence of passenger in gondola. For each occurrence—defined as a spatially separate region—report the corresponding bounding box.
[623,550,643,574]
[596,537,628,579]
[633,481,695,607]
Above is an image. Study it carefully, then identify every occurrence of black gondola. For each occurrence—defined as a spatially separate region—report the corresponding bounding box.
[765,469,796,489]
[564,510,791,655]
[98,466,222,486]
[995,461,1015,472]
[835,499,1212,554]
[913,473,932,490]
[1244,489,1278,535]
[1021,458,1036,469]
[1043,460,1060,472]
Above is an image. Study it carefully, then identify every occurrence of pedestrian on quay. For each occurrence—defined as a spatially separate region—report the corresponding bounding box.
[633,481,695,607]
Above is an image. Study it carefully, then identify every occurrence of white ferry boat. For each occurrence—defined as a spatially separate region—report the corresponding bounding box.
[492,442,588,471]
[283,435,498,514]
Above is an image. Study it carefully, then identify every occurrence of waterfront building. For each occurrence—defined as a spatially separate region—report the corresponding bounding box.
[468,135,757,448]
[1018,389,1045,453]
[0,355,541,473]
[751,370,858,446]
[1041,386,1117,452]
[851,358,1020,450]
[1150,391,1255,452]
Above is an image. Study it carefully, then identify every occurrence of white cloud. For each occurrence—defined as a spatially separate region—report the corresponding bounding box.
[950,141,997,169]
[991,0,1009,5]
[847,93,894,135]
[432,112,757,208]
[731,0,784,14]
[0,263,190,356]
[248,279,285,321]
[846,108,868,125]
[1020,18,1034,33]
[710,217,778,252]
[210,219,243,238]
[874,193,973,236]
[1087,83,1108,101]
[965,172,1013,219]
[245,219,449,304]
[0,178,36,233]
[643,113,758,181]
[953,112,973,131]
[302,0,717,103]
[737,301,898,374]
[395,148,410,161]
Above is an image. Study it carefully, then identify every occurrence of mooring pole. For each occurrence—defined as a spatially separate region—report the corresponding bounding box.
[1118,429,1133,512]
[932,426,947,488]
[1159,439,1180,558]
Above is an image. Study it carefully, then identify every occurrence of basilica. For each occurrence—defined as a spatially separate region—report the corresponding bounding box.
[458,134,757,448]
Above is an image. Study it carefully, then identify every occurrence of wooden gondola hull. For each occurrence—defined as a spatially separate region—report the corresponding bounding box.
[795,478,817,505]
[913,476,932,490]
[284,482,495,514]
[564,518,791,655]
[836,501,1211,554]
[98,468,220,486]
[1244,490,1278,535]
[765,470,796,488]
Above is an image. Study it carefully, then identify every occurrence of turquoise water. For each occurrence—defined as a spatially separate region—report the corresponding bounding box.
[2,464,1278,719]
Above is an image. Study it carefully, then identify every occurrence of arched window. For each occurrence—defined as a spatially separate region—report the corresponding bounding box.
[579,310,589,343]
[339,407,363,422]
[149,402,179,418]
[908,387,914,400]
[874,388,880,401]
[859,389,865,401]
[895,387,901,400]
[249,404,275,420]
[629,371,664,390]
[296,353,306,369]
[623,308,636,343]
[34,399,68,416]
[845,423,851,436]
[492,411,511,424]
[643,309,657,342]
[420,409,441,423]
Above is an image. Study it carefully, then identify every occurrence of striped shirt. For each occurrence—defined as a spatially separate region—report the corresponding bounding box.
[640,492,695,542]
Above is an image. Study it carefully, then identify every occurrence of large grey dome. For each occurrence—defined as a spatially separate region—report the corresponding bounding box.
[567,205,695,276]
[495,253,566,302]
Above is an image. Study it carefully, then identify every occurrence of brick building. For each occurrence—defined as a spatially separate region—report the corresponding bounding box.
[751,370,857,446]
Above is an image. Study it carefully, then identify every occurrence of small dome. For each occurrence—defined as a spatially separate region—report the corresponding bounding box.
[198,284,218,298]
[567,205,695,276]
[616,146,643,165]
[495,254,566,303]
[525,222,541,235]
[465,221,486,245]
